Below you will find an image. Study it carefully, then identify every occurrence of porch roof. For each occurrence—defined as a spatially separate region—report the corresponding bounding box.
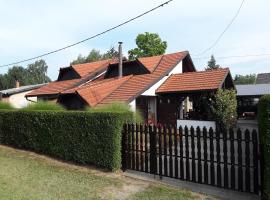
[156,68,230,94]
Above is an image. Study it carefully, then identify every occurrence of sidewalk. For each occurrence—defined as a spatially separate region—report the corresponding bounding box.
[124,170,260,200]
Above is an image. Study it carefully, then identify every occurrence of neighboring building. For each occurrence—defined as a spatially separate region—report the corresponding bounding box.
[255,73,270,84]
[26,50,234,125]
[0,83,47,108]
[236,84,270,119]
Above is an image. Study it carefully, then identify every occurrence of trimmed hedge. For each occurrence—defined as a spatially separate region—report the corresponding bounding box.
[0,110,132,171]
[258,95,270,199]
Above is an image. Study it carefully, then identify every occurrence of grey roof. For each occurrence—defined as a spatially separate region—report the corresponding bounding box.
[236,84,270,96]
[256,73,270,84]
[0,83,47,96]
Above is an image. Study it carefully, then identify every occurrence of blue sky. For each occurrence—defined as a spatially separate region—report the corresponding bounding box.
[0,0,269,80]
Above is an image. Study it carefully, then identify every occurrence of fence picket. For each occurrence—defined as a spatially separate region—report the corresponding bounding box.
[158,126,163,176]
[174,126,179,179]
[252,130,259,194]
[145,124,149,173]
[230,128,236,190]
[191,126,196,182]
[237,128,243,191]
[169,126,173,178]
[245,129,251,192]
[203,127,208,184]
[140,124,144,172]
[216,127,221,187]
[136,124,139,171]
[164,125,168,177]
[179,126,184,180]
[223,128,228,189]
[132,124,135,170]
[209,127,215,186]
[185,126,190,181]
[196,127,202,183]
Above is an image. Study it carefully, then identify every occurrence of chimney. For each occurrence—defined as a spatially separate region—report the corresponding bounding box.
[15,80,20,88]
[118,42,123,78]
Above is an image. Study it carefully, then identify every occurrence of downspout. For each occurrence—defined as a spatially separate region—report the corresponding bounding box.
[25,96,37,103]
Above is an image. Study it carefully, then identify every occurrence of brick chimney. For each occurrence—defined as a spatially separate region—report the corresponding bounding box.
[15,80,20,88]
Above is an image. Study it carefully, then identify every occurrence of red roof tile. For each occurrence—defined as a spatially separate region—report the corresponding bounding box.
[137,55,163,72]
[26,79,81,97]
[71,59,115,77]
[98,51,188,105]
[156,68,229,94]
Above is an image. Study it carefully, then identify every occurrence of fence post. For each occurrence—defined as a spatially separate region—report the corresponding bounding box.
[150,125,157,174]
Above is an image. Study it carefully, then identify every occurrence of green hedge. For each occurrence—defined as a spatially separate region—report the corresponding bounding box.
[0,110,132,171]
[258,95,270,199]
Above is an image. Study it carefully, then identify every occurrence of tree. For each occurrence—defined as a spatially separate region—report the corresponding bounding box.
[71,47,119,65]
[0,59,51,90]
[128,32,167,60]
[234,74,256,85]
[211,89,237,128]
[26,59,51,84]
[205,55,220,70]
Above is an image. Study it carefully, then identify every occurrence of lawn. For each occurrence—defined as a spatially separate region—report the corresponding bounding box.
[0,145,213,200]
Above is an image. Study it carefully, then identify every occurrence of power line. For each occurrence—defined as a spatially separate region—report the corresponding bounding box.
[0,0,173,68]
[194,0,245,56]
[193,52,270,60]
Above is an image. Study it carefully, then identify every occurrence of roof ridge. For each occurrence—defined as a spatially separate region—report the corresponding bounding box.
[171,68,229,76]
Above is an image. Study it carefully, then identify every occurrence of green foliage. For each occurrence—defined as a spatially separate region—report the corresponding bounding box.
[234,74,256,85]
[0,59,51,90]
[128,32,167,60]
[22,101,65,111]
[0,110,132,170]
[71,47,118,65]
[205,55,220,70]
[0,101,15,110]
[212,89,237,128]
[258,95,270,199]
[87,102,143,123]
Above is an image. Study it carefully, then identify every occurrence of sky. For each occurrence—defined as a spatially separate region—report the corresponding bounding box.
[0,0,269,80]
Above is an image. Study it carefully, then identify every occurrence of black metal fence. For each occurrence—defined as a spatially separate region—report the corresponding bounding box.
[122,124,262,195]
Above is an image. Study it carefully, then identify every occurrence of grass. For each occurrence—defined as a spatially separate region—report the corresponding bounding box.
[0,145,212,200]
[21,101,65,111]
[0,101,15,110]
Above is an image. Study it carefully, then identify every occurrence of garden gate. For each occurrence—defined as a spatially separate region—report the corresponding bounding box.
[122,123,263,195]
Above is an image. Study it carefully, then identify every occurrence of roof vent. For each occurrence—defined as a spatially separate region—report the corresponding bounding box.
[118,42,123,78]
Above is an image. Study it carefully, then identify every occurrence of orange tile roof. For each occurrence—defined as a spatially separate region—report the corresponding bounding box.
[26,79,81,97]
[98,51,188,105]
[137,55,163,72]
[71,59,114,77]
[156,68,229,94]
[63,75,132,106]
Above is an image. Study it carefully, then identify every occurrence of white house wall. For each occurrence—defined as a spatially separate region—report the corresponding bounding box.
[8,90,37,108]
[141,61,183,96]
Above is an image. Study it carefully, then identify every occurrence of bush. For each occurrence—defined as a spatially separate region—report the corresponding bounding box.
[22,101,65,111]
[258,95,270,199]
[0,101,15,110]
[212,89,237,128]
[87,102,143,123]
[0,110,132,171]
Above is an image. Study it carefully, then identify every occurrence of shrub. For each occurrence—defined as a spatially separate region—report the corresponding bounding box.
[211,89,237,128]
[0,101,15,110]
[258,95,270,199]
[0,110,132,171]
[87,102,143,123]
[22,101,65,111]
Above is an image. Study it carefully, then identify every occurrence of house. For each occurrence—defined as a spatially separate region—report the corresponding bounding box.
[236,83,270,119]
[255,73,270,84]
[26,49,234,125]
[0,82,47,108]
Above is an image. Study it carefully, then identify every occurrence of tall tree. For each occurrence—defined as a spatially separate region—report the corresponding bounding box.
[26,59,51,84]
[71,47,119,65]
[205,55,220,70]
[128,32,167,60]
[0,59,51,90]
[234,74,256,85]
